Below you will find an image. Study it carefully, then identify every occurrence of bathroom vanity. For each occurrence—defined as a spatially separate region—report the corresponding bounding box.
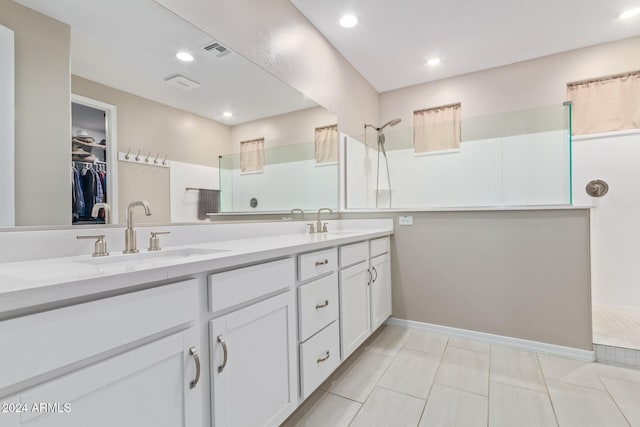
[0,220,392,427]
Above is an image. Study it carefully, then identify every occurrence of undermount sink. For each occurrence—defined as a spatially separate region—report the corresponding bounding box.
[75,248,228,265]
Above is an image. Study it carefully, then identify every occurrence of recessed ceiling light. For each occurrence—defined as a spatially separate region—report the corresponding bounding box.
[223,111,233,118]
[619,7,640,20]
[176,51,194,62]
[427,57,441,66]
[339,14,358,28]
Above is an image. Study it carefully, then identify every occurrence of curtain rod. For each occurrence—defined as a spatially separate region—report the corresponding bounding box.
[240,138,264,144]
[567,70,640,87]
[414,102,461,114]
[315,124,338,131]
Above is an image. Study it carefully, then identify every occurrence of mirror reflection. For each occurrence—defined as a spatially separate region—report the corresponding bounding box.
[0,0,337,228]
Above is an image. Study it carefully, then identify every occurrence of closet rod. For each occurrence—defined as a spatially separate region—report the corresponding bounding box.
[186,187,217,191]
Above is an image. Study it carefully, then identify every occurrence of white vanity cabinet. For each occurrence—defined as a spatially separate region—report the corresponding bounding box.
[208,259,297,427]
[369,238,392,331]
[0,279,202,427]
[296,248,340,399]
[338,237,392,359]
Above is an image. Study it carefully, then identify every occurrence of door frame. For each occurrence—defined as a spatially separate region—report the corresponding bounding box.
[71,94,119,224]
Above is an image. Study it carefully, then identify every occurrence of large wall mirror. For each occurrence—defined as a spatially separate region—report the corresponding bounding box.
[0,0,338,228]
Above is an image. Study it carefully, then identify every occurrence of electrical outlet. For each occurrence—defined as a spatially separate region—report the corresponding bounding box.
[398,215,413,226]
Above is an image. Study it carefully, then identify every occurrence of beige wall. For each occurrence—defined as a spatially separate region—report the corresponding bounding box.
[155,0,379,138]
[72,76,232,224]
[380,36,640,123]
[343,210,593,350]
[231,106,336,149]
[0,1,71,226]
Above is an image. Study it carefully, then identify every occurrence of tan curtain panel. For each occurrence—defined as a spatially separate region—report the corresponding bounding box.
[413,103,461,153]
[240,138,264,172]
[567,71,640,135]
[315,124,338,163]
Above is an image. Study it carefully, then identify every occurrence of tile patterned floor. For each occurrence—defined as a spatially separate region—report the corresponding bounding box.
[593,303,640,350]
[283,325,640,427]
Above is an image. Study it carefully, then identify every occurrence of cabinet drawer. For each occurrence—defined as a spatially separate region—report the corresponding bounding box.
[298,273,338,341]
[339,241,368,267]
[208,258,294,313]
[370,237,390,257]
[299,321,340,399]
[0,279,198,391]
[298,248,337,282]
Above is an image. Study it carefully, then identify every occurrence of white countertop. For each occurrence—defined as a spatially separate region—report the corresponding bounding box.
[0,228,392,315]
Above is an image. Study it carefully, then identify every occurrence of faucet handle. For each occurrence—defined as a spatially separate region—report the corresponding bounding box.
[77,235,109,257]
[148,231,170,251]
[306,223,316,234]
[322,222,329,233]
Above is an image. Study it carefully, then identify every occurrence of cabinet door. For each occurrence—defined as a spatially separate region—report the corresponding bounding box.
[4,328,201,427]
[339,261,370,359]
[370,253,392,331]
[211,292,297,427]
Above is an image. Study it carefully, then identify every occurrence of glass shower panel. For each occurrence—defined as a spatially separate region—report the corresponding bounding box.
[345,103,572,209]
[218,141,338,212]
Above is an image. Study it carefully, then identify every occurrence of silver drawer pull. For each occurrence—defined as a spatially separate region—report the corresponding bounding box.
[189,346,201,389]
[217,335,228,373]
[315,300,329,309]
[315,259,329,267]
[317,351,330,364]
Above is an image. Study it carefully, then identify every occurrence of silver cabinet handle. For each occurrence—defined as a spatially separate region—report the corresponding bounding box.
[372,266,378,282]
[315,300,329,309]
[317,351,330,364]
[315,259,329,267]
[367,268,372,285]
[217,335,228,373]
[189,346,200,389]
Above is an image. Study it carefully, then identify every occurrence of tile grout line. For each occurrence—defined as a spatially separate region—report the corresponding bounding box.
[346,327,409,427]
[595,369,634,426]
[486,344,493,427]
[414,333,450,427]
[535,352,561,427]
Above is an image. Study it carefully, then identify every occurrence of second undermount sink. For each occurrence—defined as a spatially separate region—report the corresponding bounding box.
[75,248,228,266]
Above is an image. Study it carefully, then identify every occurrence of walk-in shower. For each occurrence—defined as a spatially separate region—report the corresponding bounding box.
[365,118,402,207]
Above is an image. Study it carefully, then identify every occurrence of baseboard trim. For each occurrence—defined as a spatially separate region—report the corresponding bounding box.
[386,317,595,362]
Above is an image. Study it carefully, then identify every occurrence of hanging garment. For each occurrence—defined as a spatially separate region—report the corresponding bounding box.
[71,166,84,218]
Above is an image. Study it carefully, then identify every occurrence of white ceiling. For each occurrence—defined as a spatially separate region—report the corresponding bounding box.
[16,0,317,125]
[291,0,640,92]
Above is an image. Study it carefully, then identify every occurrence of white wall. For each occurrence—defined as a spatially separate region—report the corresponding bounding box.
[573,131,640,309]
[224,160,337,212]
[379,36,640,124]
[169,161,219,223]
[0,24,14,227]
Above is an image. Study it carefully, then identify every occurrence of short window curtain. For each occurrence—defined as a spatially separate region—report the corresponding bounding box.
[315,124,338,163]
[413,103,461,153]
[239,138,264,172]
[567,71,640,136]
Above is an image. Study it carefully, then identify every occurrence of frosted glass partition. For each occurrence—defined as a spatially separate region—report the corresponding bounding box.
[219,141,338,212]
[345,103,572,209]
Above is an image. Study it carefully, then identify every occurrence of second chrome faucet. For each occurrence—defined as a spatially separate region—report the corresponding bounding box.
[124,201,152,254]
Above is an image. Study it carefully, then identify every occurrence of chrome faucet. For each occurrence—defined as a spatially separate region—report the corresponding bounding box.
[124,201,152,254]
[91,203,111,224]
[316,208,333,233]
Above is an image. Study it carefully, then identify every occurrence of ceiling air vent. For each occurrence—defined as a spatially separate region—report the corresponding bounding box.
[165,75,200,90]
[202,41,231,57]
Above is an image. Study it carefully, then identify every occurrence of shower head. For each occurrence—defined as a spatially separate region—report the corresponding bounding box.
[364,118,402,132]
[380,118,402,130]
